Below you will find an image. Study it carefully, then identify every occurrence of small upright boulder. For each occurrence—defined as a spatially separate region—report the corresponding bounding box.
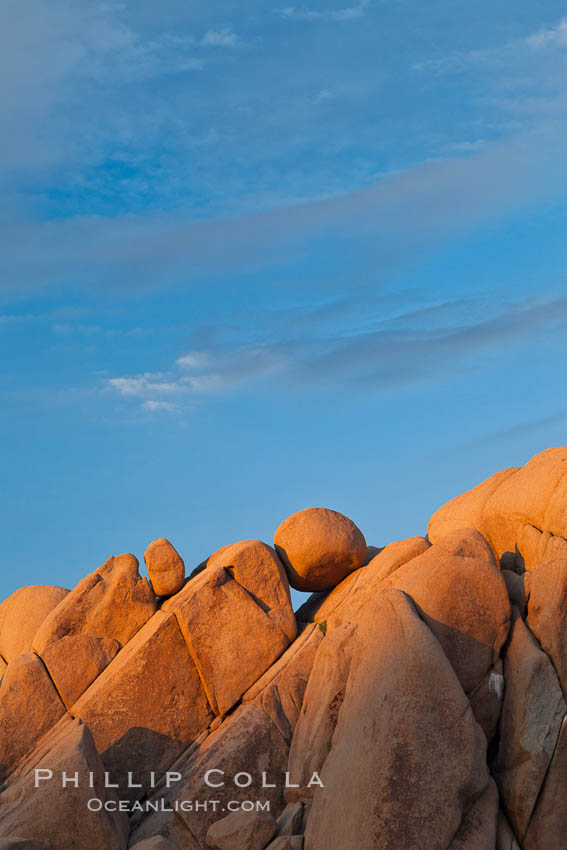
[144,538,185,597]
[274,508,366,592]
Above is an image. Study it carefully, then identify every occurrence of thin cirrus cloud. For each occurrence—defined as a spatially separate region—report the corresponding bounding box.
[200,28,241,47]
[3,2,567,296]
[0,2,241,177]
[107,346,291,411]
[526,17,567,49]
[280,0,370,22]
[141,400,180,413]
[2,109,567,297]
[105,293,567,413]
[413,15,567,75]
[107,374,183,397]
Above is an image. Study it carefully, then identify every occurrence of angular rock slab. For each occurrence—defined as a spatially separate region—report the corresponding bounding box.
[303,589,490,850]
[468,660,504,745]
[41,634,120,709]
[275,802,304,837]
[206,540,296,643]
[165,561,294,716]
[0,652,65,779]
[72,611,213,800]
[286,622,356,805]
[0,716,128,849]
[206,810,276,850]
[243,623,324,745]
[494,614,565,840]
[265,840,303,850]
[130,704,289,849]
[519,525,567,694]
[33,553,156,655]
[523,714,567,850]
[0,585,69,663]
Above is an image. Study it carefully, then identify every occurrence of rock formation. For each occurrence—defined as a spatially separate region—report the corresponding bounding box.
[274,508,367,591]
[144,539,186,598]
[1,446,567,848]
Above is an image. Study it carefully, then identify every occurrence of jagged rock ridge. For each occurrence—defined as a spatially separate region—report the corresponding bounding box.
[0,447,566,849]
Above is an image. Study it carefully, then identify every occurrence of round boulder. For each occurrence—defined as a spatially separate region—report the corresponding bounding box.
[274,507,367,592]
[144,538,185,597]
[0,585,69,664]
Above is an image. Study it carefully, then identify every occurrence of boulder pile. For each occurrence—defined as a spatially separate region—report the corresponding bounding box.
[1,448,566,848]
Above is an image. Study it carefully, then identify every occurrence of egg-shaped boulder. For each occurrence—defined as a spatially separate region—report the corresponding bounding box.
[144,538,185,597]
[274,507,366,592]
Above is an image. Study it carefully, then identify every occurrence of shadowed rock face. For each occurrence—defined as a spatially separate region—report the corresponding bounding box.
[2,447,567,848]
[0,716,129,849]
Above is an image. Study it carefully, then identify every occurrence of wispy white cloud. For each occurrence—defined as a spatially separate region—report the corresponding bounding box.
[141,400,180,413]
[280,0,370,22]
[0,307,90,325]
[440,139,486,154]
[107,344,290,411]
[526,18,567,49]
[413,14,567,75]
[313,84,361,104]
[108,373,182,397]
[104,293,567,418]
[0,313,38,325]
[0,3,246,181]
[200,27,241,48]
[52,322,102,335]
[3,108,567,296]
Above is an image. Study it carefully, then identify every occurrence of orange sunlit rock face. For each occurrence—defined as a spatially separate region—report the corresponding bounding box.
[0,584,69,663]
[144,538,185,598]
[274,507,367,591]
[33,553,157,655]
[1,446,567,847]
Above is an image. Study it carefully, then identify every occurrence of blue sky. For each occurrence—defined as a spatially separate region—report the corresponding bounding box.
[1,0,566,605]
